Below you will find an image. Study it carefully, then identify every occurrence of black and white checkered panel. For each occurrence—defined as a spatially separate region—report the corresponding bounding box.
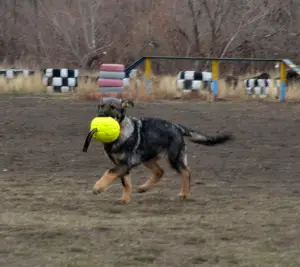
[176,71,212,91]
[244,78,271,96]
[42,68,79,93]
[176,80,203,91]
[177,71,212,81]
[0,69,35,79]
[43,68,79,78]
[43,77,78,93]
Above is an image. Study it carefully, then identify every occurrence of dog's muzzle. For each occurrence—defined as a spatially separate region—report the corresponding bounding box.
[97,112,106,117]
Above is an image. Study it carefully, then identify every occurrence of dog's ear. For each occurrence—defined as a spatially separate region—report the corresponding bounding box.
[121,100,134,108]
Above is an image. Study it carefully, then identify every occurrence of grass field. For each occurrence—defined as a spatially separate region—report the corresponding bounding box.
[1,95,300,266]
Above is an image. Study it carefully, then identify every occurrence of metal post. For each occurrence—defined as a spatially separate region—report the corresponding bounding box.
[211,59,219,98]
[280,61,286,101]
[145,58,152,93]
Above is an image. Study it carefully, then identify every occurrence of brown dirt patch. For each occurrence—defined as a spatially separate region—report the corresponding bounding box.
[1,95,300,267]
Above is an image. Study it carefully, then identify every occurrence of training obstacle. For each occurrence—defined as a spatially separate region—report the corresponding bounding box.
[125,56,300,102]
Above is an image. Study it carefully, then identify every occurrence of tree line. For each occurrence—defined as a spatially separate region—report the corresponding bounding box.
[0,0,299,75]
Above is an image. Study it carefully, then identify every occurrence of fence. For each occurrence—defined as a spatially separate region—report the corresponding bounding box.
[124,56,297,101]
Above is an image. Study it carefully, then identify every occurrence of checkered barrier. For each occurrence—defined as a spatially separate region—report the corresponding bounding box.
[0,68,35,79]
[176,71,212,91]
[42,68,79,93]
[244,78,271,96]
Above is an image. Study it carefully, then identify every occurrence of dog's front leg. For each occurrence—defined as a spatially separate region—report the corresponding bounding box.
[93,164,129,195]
[118,174,132,204]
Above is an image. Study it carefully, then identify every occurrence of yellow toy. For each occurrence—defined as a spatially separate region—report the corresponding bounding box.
[90,116,120,143]
[82,117,121,152]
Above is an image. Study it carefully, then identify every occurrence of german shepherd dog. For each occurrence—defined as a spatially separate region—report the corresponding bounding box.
[83,99,234,204]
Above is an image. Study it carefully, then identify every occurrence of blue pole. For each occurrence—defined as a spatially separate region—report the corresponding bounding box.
[279,82,286,101]
[279,62,286,101]
[212,80,218,97]
[211,59,219,98]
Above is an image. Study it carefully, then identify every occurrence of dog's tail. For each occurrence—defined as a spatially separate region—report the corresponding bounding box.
[176,124,234,146]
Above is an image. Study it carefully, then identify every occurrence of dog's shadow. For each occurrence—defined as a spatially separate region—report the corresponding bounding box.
[100,195,198,216]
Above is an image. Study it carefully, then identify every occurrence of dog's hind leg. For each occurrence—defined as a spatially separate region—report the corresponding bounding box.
[138,158,164,193]
[178,167,191,200]
[118,174,132,204]
[168,143,191,200]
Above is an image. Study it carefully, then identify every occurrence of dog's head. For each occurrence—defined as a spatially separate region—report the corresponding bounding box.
[96,99,134,122]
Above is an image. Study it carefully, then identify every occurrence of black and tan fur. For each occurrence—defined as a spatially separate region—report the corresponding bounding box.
[83,99,234,204]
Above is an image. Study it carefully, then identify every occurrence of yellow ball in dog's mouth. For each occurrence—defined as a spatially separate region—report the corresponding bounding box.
[90,117,120,143]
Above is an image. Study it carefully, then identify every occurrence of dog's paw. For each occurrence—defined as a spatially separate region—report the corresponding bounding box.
[117,198,130,204]
[178,193,188,200]
[92,186,104,195]
[137,186,148,193]
[92,187,99,195]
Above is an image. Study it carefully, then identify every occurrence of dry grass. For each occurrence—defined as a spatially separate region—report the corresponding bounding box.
[0,66,300,101]
[286,83,300,101]
[0,74,46,94]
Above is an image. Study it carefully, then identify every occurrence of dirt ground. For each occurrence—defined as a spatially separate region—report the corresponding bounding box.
[1,95,300,267]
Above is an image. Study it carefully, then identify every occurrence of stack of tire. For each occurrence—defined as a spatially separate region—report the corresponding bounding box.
[98,64,126,96]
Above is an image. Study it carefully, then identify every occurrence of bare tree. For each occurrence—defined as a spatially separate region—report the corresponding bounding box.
[201,0,235,56]
[0,0,300,72]
[32,0,41,62]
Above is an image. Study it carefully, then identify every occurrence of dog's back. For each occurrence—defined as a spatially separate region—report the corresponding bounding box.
[134,117,185,162]
[115,116,233,169]
[139,116,233,147]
